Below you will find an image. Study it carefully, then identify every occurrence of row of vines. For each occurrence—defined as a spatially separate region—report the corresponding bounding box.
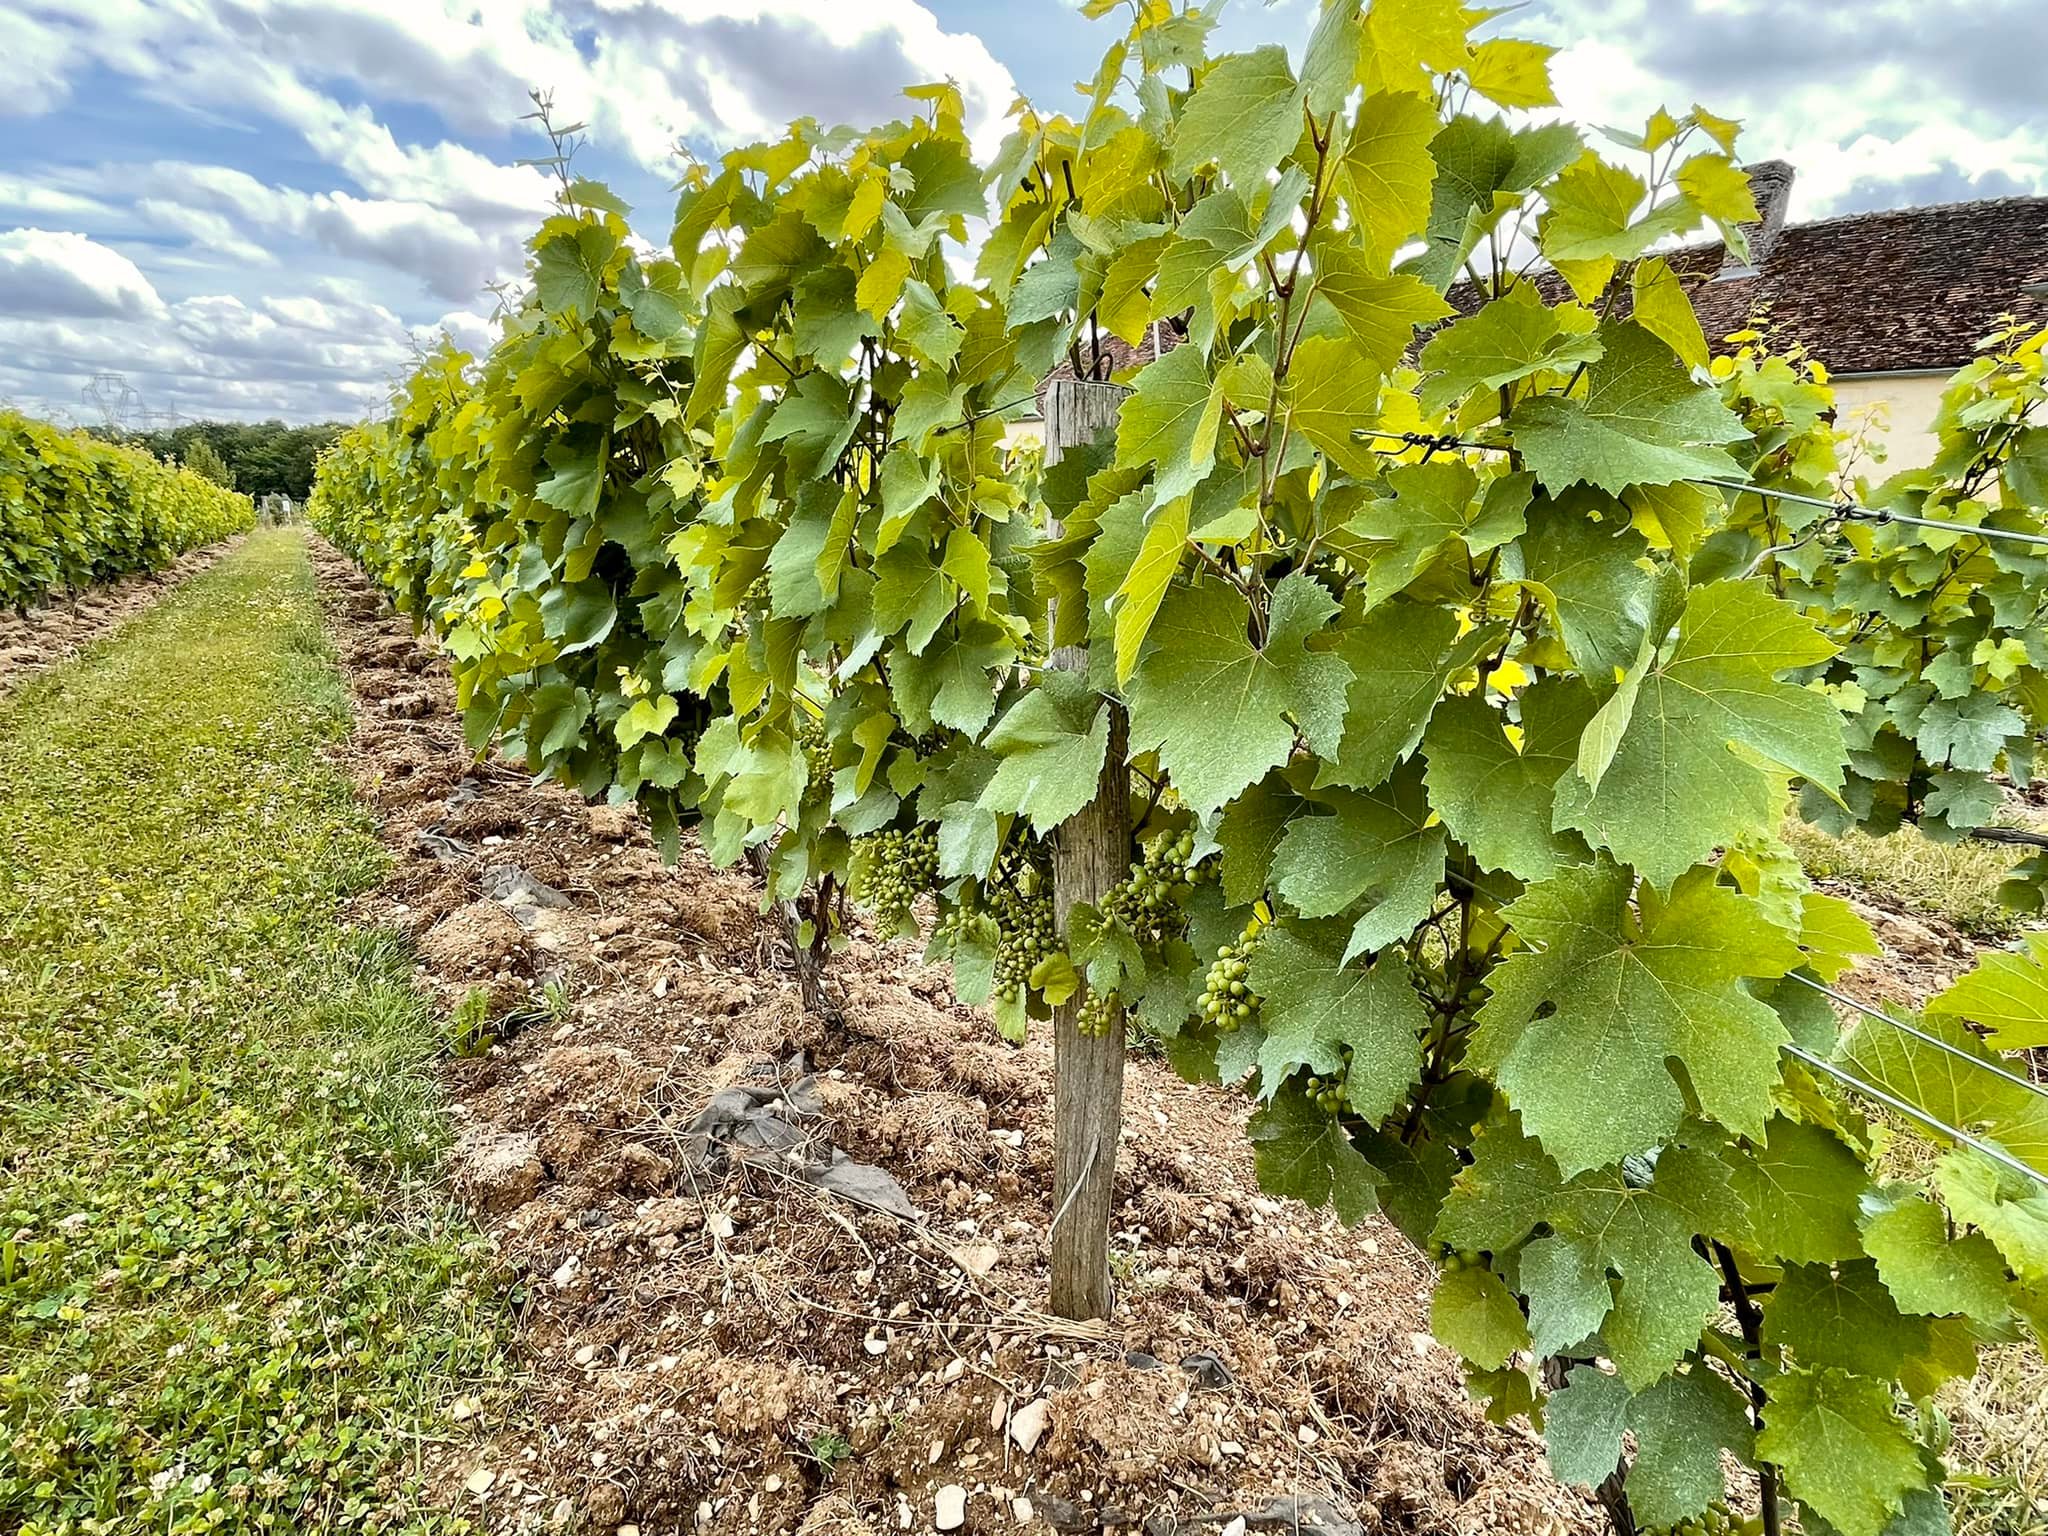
[311,3,2048,1534]
[1,413,254,610]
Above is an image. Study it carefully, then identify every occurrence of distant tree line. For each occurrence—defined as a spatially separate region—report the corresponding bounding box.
[98,420,348,500]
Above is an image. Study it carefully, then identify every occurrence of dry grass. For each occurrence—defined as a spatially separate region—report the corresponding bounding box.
[1783,815,2036,938]
[1947,1345,2048,1536]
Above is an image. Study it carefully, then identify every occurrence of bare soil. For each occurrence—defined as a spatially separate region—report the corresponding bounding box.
[309,539,1599,1536]
[0,541,240,697]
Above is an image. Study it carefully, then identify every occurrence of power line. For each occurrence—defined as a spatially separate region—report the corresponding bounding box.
[1784,971,2048,1103]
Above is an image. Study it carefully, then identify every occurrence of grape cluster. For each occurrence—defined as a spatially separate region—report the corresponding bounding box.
[798,711,832,805]
[1657,1504,1736,1536]
[857,825,939,928]
[1441,1249,1485,1272]
[1075,987,1120,1038]
[1200,916,1265,1032]
[986,845,1055,1006]
[1102,828,1214,942]
[1302,1047,1353,1113]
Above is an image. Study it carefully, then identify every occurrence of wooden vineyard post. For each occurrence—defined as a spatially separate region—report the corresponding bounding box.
[1044,376,1132,1322]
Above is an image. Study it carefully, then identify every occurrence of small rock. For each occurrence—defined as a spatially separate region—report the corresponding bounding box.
[465,1467,496,1497]
[1012,1497,1034,1524]
[552,1254,581,1289]
[589,803,636,840]
[934,1485,968,1531]
[1008,1398,1050,1455]
[1219,1520,1246,1536]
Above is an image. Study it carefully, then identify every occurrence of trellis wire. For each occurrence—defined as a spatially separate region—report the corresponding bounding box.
[1364,430,2048,552]
[1784,971,2048,1102]
[1783,1043,2048,1190]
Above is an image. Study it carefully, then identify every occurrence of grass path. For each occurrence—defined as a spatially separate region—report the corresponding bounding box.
[1,529,502,1534]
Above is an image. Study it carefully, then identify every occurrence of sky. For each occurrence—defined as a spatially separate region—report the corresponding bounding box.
[1,0,2043,428]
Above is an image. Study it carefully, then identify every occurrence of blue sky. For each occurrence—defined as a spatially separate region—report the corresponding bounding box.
[2,0,2043,426]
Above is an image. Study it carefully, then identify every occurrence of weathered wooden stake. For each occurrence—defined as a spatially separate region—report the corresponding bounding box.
[1044,376,1132,1322]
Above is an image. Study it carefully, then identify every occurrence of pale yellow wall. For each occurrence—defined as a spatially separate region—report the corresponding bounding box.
[1002,418,1045,450]
[1831,372,1950,476]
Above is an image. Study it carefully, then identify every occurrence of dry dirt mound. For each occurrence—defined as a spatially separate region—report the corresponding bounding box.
[0,540,240,697]
[310,540,1597,1536]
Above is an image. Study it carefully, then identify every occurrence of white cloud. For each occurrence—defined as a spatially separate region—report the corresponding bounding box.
[0,230,167,321]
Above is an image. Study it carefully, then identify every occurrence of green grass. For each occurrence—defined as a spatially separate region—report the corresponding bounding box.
[0,529,504,1535]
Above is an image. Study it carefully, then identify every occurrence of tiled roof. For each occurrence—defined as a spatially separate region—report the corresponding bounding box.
[1031,323,1183,416]
[1675,195,2048,373]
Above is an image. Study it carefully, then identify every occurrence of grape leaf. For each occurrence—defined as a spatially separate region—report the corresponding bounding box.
[1249,923,1426,1119]
[1518,1235,1612,1356]
[1860,1186,2013,1321]
[1126,573,1352,815]
[1348,460,1525,611]
[1471,862,1804,1172]
[1927,933,2048,1049]
[1417,285,1603,415]
[1759,1367,1926,1536]
[1270,763,1446,962]
[1431,1263,1531,1370]
[1116,343,1224,503]
[1285,336,1387,476]
[1543,1364,1629,1486]
[1321,601,1501,790]
[1311,240,1452,379]
[1423,679,1597,881]
[1553,579,1845,888]
[1511,322,1747,494]
[1340,90,1442,266]
[976,671,1112,834]
[1763,1261,1931,1381]
[1170,45,1303,189]
[1247,1082,1381,1224]
[1937,1147,2048,1284]
[1625,1368,1754,1530]
[1841,1010,2048,1174]
[1727,1116,1870,1265]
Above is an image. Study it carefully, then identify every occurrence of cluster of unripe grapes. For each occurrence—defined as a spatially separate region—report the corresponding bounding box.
[1658,1504,1737,1536]
[1102,828,1213,941]
[1201,916,1265,1033]
[1302,1044,1354,1113]
[986,846,1055,1006]
[1075,987,1119,1038]
[797,711,832,805]
[857,825,939,929]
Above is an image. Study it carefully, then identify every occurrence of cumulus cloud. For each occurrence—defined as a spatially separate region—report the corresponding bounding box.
[0,230,167,321]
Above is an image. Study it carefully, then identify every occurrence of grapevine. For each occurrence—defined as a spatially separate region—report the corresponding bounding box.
[305,5,2048,1532]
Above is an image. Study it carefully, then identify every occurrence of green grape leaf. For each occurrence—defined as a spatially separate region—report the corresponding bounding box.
[1269,764,1445,961]
[1436,1103,1565,1253]
[1249,924,1426,1120]
[1114,496,1190,682]
[1763,1261,1931,1381]
[1116,343,1224,503]
[1340,90,1442,267]
[1625,1368,1754,1530]
[1417,285,1603,415]
[1214,773,1305,908]
[1631,257,1709,370]
[976,671,1112,834]
[1511,322,1747,494]
[1553,579,1845,888]
[1322,602,1501,790]
[1431,1263,1531,1370]
[1516,490,1657,679]
[1423,679,1597,881]
[1311,240,1453,379]
[1759,1367,1926,1536]
[1543,1363,1629,1487]
[1518,1234,1612,1357]
[535,222,617,318]
[870,543,956,654]
[1126,573,1352,815]
[1472,863,1803,1172]
[1927,933,2048,1049]
[890,620,1013,736]
[1861,1186,2014,1321]
[1937,1147,2048,1284]
[1347,460,1524,611]
[1247,1082,1381,1224]
[1841,1011,2048,1173]
[1285,335,1388,476]
[1170,45,1304,190]
[1728,1116,1870,1264]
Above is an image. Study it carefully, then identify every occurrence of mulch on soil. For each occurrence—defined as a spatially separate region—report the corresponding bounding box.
[0,540,241,697]
[309,539,1600,1536]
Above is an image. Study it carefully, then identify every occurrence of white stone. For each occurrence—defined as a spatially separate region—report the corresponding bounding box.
[1011,1497,1034,1524]
[1007,1398,1051,1455]
[934,1485,968,1531]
